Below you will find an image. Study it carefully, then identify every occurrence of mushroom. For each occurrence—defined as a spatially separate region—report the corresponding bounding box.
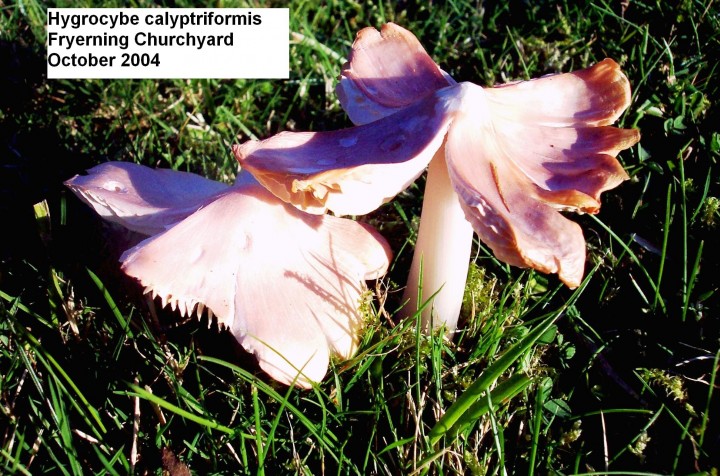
[66,163,391,387]
[235,23,640,333]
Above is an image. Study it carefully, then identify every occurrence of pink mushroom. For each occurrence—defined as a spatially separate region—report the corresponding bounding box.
[234,23,640,333]
[66,163,391,387]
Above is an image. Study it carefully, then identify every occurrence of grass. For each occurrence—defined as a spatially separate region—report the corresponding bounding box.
[1,0,719,474]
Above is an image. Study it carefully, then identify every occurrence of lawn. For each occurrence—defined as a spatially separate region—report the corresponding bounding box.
[1,0,718,474]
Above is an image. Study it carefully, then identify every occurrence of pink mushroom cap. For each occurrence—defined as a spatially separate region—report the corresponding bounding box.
[66,163,391,387]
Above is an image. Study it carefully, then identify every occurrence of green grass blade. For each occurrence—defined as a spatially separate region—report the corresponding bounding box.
[698,347,720,449]
[429,314,558,444]
[86,268,133,337]
[0,291,56,330]
[653,184,672,308]
[682,240,704,322]
[0,449,32,476]
[528,376,553,476]
[252,385,266,476]
[449,373,532,437]
[125,383,234,435]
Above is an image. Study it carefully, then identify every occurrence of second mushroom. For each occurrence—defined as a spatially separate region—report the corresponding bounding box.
[235,23,640,333]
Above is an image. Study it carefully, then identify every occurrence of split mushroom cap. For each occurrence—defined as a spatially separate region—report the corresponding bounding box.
[66,163,391,388]
[65,161,228,235]
[234,23,640,289]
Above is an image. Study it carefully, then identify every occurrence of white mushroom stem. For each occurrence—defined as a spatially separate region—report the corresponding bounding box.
[402,150,475,333]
